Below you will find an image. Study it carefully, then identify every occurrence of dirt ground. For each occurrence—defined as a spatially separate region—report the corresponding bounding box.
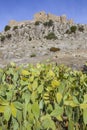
[0,48,87,70]
[50,50,87,70]
[16,49,87,70]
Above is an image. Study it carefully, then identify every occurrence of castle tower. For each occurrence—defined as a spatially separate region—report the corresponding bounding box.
[60,15,67,24]
[34,11,47,22]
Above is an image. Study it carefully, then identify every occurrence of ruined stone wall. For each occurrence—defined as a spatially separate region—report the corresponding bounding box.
[34,11,62,22]
[34,11,74,24]
[8,20,19,26]
[34,11,47,22]
[68,19,74,25]
[60,15,67,24]
[47,13,60,22]
[8,11,74,26]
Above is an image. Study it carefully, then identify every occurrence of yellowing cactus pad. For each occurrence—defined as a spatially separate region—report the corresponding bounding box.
[51,79,60,88]
[56,92,62,104]
[21,70,30,76]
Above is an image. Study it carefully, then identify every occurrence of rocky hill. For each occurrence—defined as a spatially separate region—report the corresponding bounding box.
[0,11,87,68]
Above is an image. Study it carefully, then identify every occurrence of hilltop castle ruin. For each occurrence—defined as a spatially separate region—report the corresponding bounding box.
[34,11,73,24]
[8,11,74,26]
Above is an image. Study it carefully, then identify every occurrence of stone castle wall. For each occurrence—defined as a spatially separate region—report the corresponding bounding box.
[34,11,74,24]
[8,20,18,26]
[8,11,74,26]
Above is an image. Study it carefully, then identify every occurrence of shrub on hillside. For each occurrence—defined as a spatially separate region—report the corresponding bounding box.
[65,29,71,34]
[44,32,57,40]
[35,21,41,26]
[0,35,5,42]
[43,20,53,27]
[66,25,77,34]
[30,53,36,57]
[4,25,11,31]
[70,25,77,33]
[50,47,60,52]
[13,26,18,30]
[6,34,12,39]
[20,25,23,28]
[78,26,84,32]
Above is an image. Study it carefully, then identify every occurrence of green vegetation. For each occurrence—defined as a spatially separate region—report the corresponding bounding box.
[13,26,18,30]
[35,21,41,26]
[65,29,71,34]
[66,25,77,34]
[6,34,11,39]
[70,25,77,33]
[44,32,57,40]
[78,25,84,32]
[20,25,23,29]
[0,63,87,129]
[30,53,36,57]
[4,25,11,32]
[66,25,84,34]
[50,47,60,52]
[0,34,11,42]
[43,20,53,27]
[0,35,5,42]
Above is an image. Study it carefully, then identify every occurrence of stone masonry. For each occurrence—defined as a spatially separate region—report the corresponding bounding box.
[34,11,73,24]
[8,11,74,26]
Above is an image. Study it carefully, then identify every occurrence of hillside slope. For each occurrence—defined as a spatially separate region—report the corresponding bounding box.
[0,12,87,68]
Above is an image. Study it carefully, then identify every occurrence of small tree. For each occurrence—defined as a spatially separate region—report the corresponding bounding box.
[4,25,11,31]
[70,26,77,33]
